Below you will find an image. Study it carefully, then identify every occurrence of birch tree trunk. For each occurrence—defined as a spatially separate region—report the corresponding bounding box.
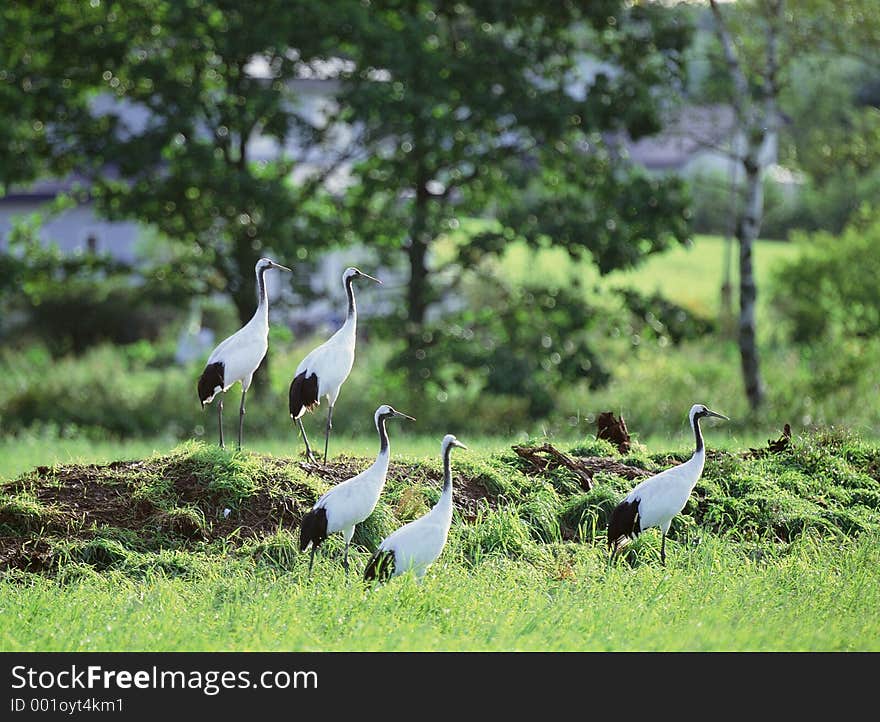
[709,0,782,411]
[737,144,766,409]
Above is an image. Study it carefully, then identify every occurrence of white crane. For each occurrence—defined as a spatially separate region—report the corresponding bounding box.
[298,404,414,574]
[364,434,467,582]
[607,403,728,565]
[197,257,291,449]
[289,267,381,463]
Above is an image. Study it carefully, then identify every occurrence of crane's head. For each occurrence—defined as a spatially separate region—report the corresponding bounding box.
[256,257,292,273]
[441,434,468,454]
[375,404,415,426]
[344,266,382,285]
[689,404,729,424]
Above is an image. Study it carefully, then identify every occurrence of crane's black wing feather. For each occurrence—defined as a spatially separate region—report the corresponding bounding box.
[198,362,225,406]
[299,507,328,552]
[289,372,320,418]
[363,549,396,582]
[607,498,641,549]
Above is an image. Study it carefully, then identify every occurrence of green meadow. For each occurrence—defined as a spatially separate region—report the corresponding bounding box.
[1,430,878,652]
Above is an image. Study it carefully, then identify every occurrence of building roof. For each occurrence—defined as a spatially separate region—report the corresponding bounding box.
[625,104,737,172]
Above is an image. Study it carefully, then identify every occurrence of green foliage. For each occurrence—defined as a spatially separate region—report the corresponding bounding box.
[3,1,352,326]
[688,170,816,241]
[0,2,110,189]
[0,234,200,354]
[771,210,880,343]
[1,432,878,581]
[414,274,613,418]
[339,1,692,377]
[616,288,715,344]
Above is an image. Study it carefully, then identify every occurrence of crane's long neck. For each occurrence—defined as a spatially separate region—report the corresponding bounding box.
[436,445,454,516]
[692,414,704,455]
[345,276,356,324]
[689,414,706,484]
[371,415,391,481]
[377,415,390,458]
[333,275,357,344]
[253,266,270,327]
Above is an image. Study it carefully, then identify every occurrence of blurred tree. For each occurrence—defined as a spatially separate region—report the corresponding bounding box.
[0,3,108,191]
[3,0,358,333]
[338,1,692,380]
[696,0,880,411]
[706,0,787,412]
[0,214,203,354]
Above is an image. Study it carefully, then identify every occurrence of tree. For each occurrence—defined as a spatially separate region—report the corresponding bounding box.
[0,1,117,191]
[338,1,691,379]
[5,1,357,332]
[706,0,788,411]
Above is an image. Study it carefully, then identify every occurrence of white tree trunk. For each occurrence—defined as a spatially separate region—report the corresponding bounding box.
[737,142,766,410]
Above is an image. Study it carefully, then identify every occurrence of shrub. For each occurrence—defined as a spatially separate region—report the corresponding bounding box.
[771,209,880,344]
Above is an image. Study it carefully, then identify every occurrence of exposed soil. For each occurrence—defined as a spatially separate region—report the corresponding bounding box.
[0,426,821,575]
[0,450,502,572]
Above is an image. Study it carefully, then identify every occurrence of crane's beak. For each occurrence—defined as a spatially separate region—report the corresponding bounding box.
[358,272,382,285]
[706,410,729,421]
[394,411,416,421]
[271,262,292,272]
[453,440,468,450]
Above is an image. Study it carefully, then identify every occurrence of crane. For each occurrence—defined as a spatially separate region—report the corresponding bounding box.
[364,434,467,582]
[289,267,381,463]
[299,404,414,574]
[197,257,291,449]
[608,403,728,565]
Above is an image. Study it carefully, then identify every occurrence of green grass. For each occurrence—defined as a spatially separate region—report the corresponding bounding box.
[1,432,879,651]
[0,429,784,484]
[0,434,520,483]
[474,233,800,318]
[1,533,877,651]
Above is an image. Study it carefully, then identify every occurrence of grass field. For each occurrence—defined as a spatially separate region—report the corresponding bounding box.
[1,431,879,651]
[0,427,778,483]
[494,233,800,318]
[2,534,877,651]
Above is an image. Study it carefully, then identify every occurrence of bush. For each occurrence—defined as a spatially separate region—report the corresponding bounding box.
[0,235,201,355]
[683,168,878,241]
[771,209,880,344]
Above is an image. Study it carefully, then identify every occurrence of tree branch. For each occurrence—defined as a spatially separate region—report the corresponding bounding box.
[762,0,784,137]
[708,0,752,125]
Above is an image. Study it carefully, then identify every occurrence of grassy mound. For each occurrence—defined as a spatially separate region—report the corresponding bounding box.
[2,430,879,577]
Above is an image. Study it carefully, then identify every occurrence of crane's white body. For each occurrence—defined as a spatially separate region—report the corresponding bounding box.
[377,494,453,579]
[373,434,464,580]
[202,301,269,402]
[608,404,727,565]
[623,450,705,535]
[292,316,356,417]
[312,417,388,546]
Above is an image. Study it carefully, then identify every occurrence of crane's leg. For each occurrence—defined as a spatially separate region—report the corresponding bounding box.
[323,404,335,464]
[297,418,316,463]
[308,546,316,576]
[660,531,667,566]
[217,398,225,449]
[238,388,247,450]
[342,527,354,575]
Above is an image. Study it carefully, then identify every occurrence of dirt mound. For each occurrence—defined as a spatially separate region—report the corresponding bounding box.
[0,449,499,573]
